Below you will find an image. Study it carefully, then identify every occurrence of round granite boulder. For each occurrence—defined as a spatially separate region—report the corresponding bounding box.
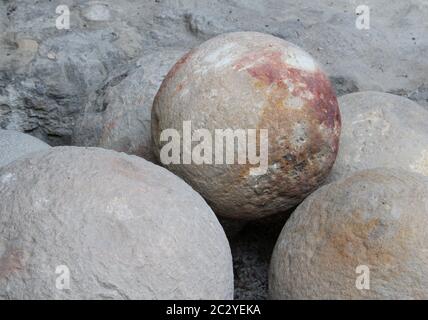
[0,146,233,299]
[152,32,341,219]
[327,91,428,183]
[270,168,428,299]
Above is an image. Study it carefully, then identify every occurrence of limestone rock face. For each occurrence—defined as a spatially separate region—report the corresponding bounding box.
[1,0,427,147]
[270,168,428,300]
[152,32,341,219]
[0,129,50,167]
[327,92,428,183]
[0,147,233,299]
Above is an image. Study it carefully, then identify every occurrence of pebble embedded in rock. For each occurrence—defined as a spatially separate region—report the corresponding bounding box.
[152,32,341,219]
[327,91,428,183]
[0,129,50,167]
[16,38,38,53]
[0,147,233,299]
[270,168,428,299]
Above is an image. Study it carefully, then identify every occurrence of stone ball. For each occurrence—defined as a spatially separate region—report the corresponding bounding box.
[269,168,428,299]
[327,91,428,183]
[0,147,233,299]
[152,32,341,219]
[0,129,50,167]
[73,49,187,163]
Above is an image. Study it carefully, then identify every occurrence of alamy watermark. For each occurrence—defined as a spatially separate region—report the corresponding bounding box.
[356,5,370,30]
[355,265,370,290]
[55,264,71,290]
[159,121,269,176]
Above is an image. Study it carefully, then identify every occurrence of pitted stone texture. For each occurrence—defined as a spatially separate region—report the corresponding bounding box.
[0,147,233,299]
[0,129,50,167]
[152,32,340,219]
[270,168,428,300]
[327,92,428,183]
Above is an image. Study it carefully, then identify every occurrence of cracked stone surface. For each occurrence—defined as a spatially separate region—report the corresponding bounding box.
[0,147,233,299]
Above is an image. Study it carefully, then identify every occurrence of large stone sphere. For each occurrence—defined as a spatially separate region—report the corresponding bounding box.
[152,32,341,219]
[327,91,428,183]
[269,168,428,300]
[0,147,233,299]
[0,129,50,167]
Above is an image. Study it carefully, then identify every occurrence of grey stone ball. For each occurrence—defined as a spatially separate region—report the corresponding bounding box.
[72,49,187,162]
[0,147,233,299]
[0,130,50,167]
[327,91,428,183]
[269,168,428,299]
[152,32,341,219]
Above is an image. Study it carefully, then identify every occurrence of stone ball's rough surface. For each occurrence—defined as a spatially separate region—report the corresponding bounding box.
[270,168,428,300]
[0,147,233,299]
[152,32,341,219]
[327,92,428,183]
[0,129,50,167]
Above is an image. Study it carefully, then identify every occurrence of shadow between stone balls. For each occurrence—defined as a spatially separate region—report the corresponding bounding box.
[219,209,294,300]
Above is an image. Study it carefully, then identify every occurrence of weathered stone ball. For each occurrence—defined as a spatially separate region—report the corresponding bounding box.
[327,91,428,183]
[0,147,233,299]
[0,129,50,167]
[152,32,341,219]
[269,168,428,299]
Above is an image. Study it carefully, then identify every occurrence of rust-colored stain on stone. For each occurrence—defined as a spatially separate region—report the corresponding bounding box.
[155,49,195,101]
[164,49,194,83]
[234,50,285,85]
[234,48,340,131]
[322,210,404,270]
[235,48,340,197]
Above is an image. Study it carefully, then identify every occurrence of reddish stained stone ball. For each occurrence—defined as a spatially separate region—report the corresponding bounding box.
[152,32,341,219]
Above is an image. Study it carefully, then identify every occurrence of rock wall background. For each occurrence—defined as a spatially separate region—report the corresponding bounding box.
[1,0,427,299]
[1,0,427,147]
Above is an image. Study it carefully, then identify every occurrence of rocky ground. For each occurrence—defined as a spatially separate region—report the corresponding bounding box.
[1,0,427,299]
[221,212,292,299]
